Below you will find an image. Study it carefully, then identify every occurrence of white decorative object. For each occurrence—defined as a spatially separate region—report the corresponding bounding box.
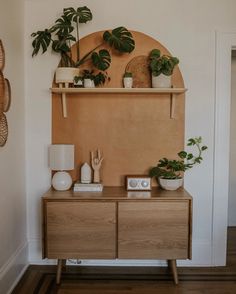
[49,144,74,191]
[152,74,171,88]
[81,162,92,184]
[123,77,133,88]
[158,178,183,191]
[73,183,103,192]
[91,149,103,183]
[84,78,95,88]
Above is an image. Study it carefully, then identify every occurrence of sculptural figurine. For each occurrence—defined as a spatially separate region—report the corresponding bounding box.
[91,149,103,183]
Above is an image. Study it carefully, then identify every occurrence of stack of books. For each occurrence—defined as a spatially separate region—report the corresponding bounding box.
[73,182,103,192]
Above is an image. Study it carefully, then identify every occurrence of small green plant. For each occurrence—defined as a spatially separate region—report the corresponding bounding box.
[149,49,179,77]
[31,6,135,71]
[123,72,132,78]
[82,69,109,86]
[74,75,83,87]
[149,137,208,180]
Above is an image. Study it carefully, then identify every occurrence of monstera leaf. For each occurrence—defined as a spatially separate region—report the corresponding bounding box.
[63,6,92,23]
[103,27,135,53]
[50,15,73,36]
[52,35,76,53]
[91,50,111,71]
[31,29,51,56]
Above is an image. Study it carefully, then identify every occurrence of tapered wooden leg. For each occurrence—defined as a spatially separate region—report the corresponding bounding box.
[62,259,67,270]
[56,259,63,284]
[168,259,179,285]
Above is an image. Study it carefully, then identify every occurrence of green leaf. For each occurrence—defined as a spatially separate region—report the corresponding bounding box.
[64,6,92,23]
[52,35,76,53]
[50,15,73,36]
[31,29,52,56]
[91,49,111,71]
[149,49,161,59]
[201,145,208,151]
[103,26,135,53]
[178,151,187,159]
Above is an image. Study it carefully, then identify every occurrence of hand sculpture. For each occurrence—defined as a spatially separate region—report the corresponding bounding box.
[91,149,104,183]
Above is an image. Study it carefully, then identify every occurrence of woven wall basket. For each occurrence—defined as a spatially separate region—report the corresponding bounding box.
[0,71,5,113]
[0,40,5,71]
[3,78,11,112]
[0,112,8,147]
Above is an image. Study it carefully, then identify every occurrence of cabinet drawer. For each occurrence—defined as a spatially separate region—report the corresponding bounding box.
[118,201,190,259]
[44,201,116,259]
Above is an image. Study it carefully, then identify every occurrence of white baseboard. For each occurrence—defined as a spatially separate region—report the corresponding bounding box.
[29,238,212,266]
[0,241,28,294]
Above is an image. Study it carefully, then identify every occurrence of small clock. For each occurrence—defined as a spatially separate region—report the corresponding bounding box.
[126,175,152,191]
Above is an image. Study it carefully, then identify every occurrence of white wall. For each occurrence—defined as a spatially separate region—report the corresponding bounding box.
[228,55,236,226]
[25,0,236,266]
[0,0,28,293]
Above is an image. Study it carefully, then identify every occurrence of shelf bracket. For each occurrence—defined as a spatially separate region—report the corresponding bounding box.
[59,83,68,118]
[170,93,176,119]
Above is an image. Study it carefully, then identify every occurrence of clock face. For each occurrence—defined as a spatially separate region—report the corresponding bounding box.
[126,176,151,191]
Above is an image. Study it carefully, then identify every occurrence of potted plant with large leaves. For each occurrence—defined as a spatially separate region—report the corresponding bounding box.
[149,49,179,88]
[149,137,208,190]
[31,6,135,86]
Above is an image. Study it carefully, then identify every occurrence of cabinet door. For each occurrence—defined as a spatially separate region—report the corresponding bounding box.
[118,201,190,259]
[45,201,116,259]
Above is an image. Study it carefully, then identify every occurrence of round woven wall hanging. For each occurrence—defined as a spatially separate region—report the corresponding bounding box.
[0,71,5,112]
[0,112,8,147]
[0,40,5,71]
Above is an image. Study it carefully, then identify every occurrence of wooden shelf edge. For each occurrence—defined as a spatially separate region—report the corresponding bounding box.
[50,87,187,94]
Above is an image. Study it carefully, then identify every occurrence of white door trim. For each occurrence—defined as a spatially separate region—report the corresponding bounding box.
[213,31,236,265]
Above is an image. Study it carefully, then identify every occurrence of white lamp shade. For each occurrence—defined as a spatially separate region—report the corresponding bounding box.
[49,144,74,171]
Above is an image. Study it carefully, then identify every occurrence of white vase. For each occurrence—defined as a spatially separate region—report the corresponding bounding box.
[84,79,95,88]
[55,67,80,84]
[123,77,133,88]
[158,178,183,191]
[152,74,171,88]
[81,162,92,183]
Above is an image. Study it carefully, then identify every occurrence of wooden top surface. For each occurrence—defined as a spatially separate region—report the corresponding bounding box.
[42,186,192,201]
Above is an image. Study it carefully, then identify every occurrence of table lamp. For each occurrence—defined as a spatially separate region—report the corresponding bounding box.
[49,144,75,191]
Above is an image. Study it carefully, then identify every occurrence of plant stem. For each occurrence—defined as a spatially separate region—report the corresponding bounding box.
[76,17,80,62]
[76,42,104,67]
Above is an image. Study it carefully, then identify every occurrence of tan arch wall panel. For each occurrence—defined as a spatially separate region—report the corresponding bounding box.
[52,31,185,186]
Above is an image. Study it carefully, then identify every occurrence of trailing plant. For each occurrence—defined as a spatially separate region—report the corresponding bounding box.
[149,137,208,180]
[31,6,135,71]
[149,49,179,76]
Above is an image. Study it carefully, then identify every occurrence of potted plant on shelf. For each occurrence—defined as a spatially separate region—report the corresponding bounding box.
[81,69,110,88]
[31,6,135,86]
[149,137,208,190]
[149,49,179,88]
[123,72,133,88]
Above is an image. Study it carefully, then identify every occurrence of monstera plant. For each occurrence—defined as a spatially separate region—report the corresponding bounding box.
[31,6,135,84]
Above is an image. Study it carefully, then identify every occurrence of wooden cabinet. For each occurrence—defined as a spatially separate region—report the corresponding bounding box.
[42,187,192,284]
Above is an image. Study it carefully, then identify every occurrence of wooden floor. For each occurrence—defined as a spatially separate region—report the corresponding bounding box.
[12,227,236,294]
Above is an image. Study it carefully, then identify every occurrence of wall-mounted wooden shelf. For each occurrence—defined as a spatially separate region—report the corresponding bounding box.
[50,87,187,118]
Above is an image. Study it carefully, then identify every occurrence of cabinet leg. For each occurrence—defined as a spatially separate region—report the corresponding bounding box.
[168,259,179,285]
[56,259,63,284]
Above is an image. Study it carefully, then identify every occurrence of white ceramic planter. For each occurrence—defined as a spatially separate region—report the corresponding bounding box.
[158,178,183,191]
[152,74,171,88]
[81,162,92,184]
[84,78,95,88]
[55,67,80,84]
[123,77,133,88]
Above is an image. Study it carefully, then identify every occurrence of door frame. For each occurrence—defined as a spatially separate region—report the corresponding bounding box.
[213,31,236,265]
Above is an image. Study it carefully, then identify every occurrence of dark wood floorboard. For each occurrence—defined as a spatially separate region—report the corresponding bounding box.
[12,227,236,294]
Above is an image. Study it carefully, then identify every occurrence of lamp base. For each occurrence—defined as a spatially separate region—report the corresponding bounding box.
[52,171,72,191]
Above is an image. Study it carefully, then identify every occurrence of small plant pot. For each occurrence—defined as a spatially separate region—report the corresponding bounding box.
[152,74,171,88]
[123,77,133,88]
[55,67,79,84]
[158,178,183,191]
[84,78,95,88]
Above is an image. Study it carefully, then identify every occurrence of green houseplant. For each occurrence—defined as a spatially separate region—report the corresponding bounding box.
[149,137,208,190]
[149,48,179,88]
[123,71,133,88]
[31,6,135,85]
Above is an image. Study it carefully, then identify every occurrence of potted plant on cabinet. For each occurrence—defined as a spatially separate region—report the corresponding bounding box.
[149,137,208,190]
[149,49,179,88]
[31,6,135,86]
